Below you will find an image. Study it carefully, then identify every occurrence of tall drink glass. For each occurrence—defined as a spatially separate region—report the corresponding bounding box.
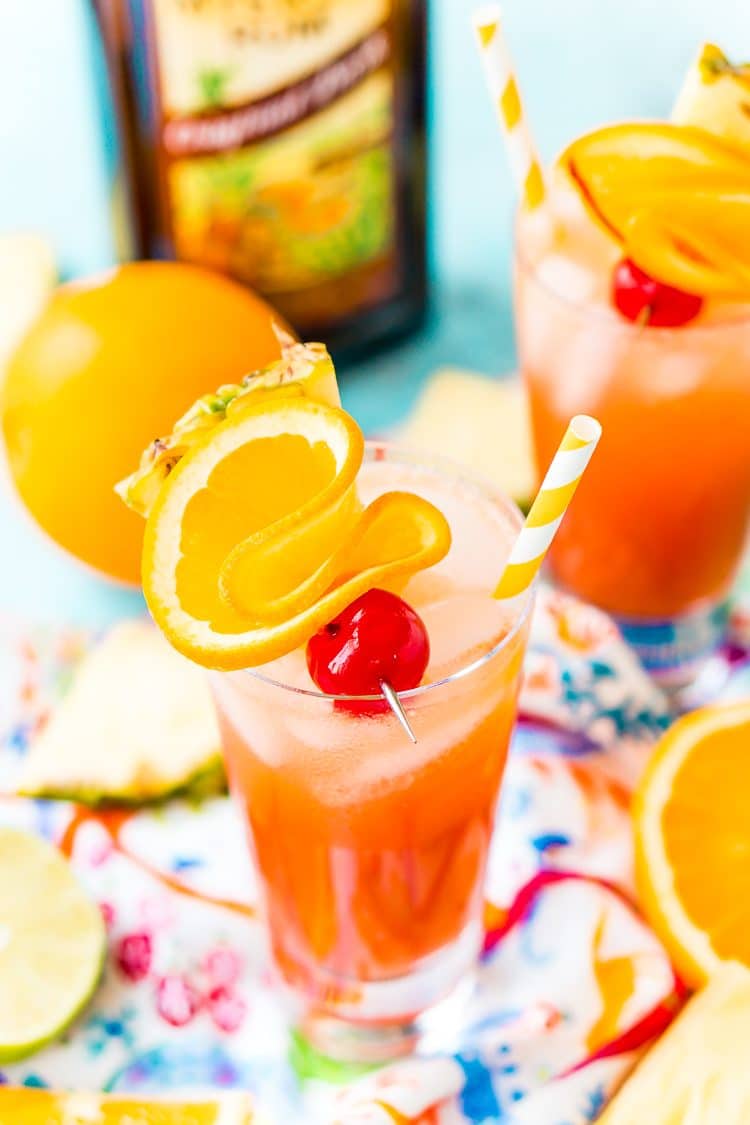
[514,197,750,690]
[210,445,534,1061]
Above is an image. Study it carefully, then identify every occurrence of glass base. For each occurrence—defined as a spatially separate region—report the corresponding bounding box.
[296,967,476,1066]
[615,599,730,697]
[289,921,481,1065]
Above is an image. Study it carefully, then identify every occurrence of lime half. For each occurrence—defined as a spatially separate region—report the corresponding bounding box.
[0,827,105,1061]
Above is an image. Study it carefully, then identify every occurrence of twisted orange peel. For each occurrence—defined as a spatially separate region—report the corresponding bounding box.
[562,123,750,297]
[140,397,450,670]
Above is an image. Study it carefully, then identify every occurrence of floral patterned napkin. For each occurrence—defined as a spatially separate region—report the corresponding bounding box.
[1,585,748,1123]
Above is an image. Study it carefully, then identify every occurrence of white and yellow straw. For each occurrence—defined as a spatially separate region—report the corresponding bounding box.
[472,4,546,211]
[494,415,602,600]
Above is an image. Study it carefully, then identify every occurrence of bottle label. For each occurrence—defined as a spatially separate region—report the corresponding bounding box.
[149,0,398,323]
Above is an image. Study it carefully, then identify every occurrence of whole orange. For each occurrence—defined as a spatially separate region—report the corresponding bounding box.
[1,261,290,585]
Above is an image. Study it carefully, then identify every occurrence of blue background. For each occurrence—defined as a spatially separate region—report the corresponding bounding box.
[1,0,748,626]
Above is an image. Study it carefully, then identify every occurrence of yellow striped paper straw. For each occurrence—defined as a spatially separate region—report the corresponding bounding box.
[472,4,546,210]
[494,415,602,600]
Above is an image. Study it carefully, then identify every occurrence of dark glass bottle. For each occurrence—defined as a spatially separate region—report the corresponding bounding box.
[92,0,428,360]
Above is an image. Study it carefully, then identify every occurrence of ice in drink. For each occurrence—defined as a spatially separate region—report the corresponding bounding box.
[211,449,532,1038]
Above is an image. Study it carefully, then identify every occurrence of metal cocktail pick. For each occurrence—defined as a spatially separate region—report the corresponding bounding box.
[380,679,418,744]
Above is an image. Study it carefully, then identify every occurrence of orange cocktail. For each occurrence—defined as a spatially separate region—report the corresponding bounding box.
[516,195,750,620]
[514,111,750,686]
[211,447,533,1058]
[116,341,535,1061]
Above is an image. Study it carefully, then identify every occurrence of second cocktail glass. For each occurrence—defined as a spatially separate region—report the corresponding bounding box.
[514,203,750,690]
[473,10,750,693]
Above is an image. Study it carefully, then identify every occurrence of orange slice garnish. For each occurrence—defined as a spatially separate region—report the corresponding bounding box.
[634,700,750,987]
[562,123,750,296]
[624,201,750,297]
[563,123,750,212]
[221,488,451,624]
[142,397,451,670]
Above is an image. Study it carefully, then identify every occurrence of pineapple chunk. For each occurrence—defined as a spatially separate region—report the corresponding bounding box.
[0,233,55,371]
[599,964,750,1123]
[18,620,224,804]
[673,43,750,158]
[398,369,536,512]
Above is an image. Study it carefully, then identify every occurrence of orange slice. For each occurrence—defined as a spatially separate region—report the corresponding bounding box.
[624,201,750,297]
[142,397,451,670]
[562,123,750,296]
[633,700,750,987]
[0,1087,257,1123]
[221,488,451,623]
[562,121,750,193]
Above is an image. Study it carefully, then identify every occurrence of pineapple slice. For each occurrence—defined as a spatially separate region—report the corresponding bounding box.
[673,43,750,158]
[0,233,55,371]
[398,369,535,512]
[17,620,225,805]
[599,963,750,1123]
[116,341,340,517]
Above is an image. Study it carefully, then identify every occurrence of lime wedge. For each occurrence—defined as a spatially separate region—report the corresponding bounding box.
[0,827,105,1061]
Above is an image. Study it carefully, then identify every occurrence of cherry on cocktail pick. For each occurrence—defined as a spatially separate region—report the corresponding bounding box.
[612,258,703,327]
[306,588,429,740]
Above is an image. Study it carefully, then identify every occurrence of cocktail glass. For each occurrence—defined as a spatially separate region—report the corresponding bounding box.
[514,204,750,693]
[210,445,534,1062]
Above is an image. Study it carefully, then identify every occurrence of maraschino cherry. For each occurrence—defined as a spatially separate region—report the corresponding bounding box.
[306,588,429,714]
[612,258,703,327]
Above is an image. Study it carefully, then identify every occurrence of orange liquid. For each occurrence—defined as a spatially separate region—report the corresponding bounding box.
[215,677,521,996]
[515,192,750,620]
[210,452,531,1018]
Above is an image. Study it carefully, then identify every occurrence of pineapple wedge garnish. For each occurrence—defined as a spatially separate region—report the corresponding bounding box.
[673,43,750,158]
[116,341,340,517]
